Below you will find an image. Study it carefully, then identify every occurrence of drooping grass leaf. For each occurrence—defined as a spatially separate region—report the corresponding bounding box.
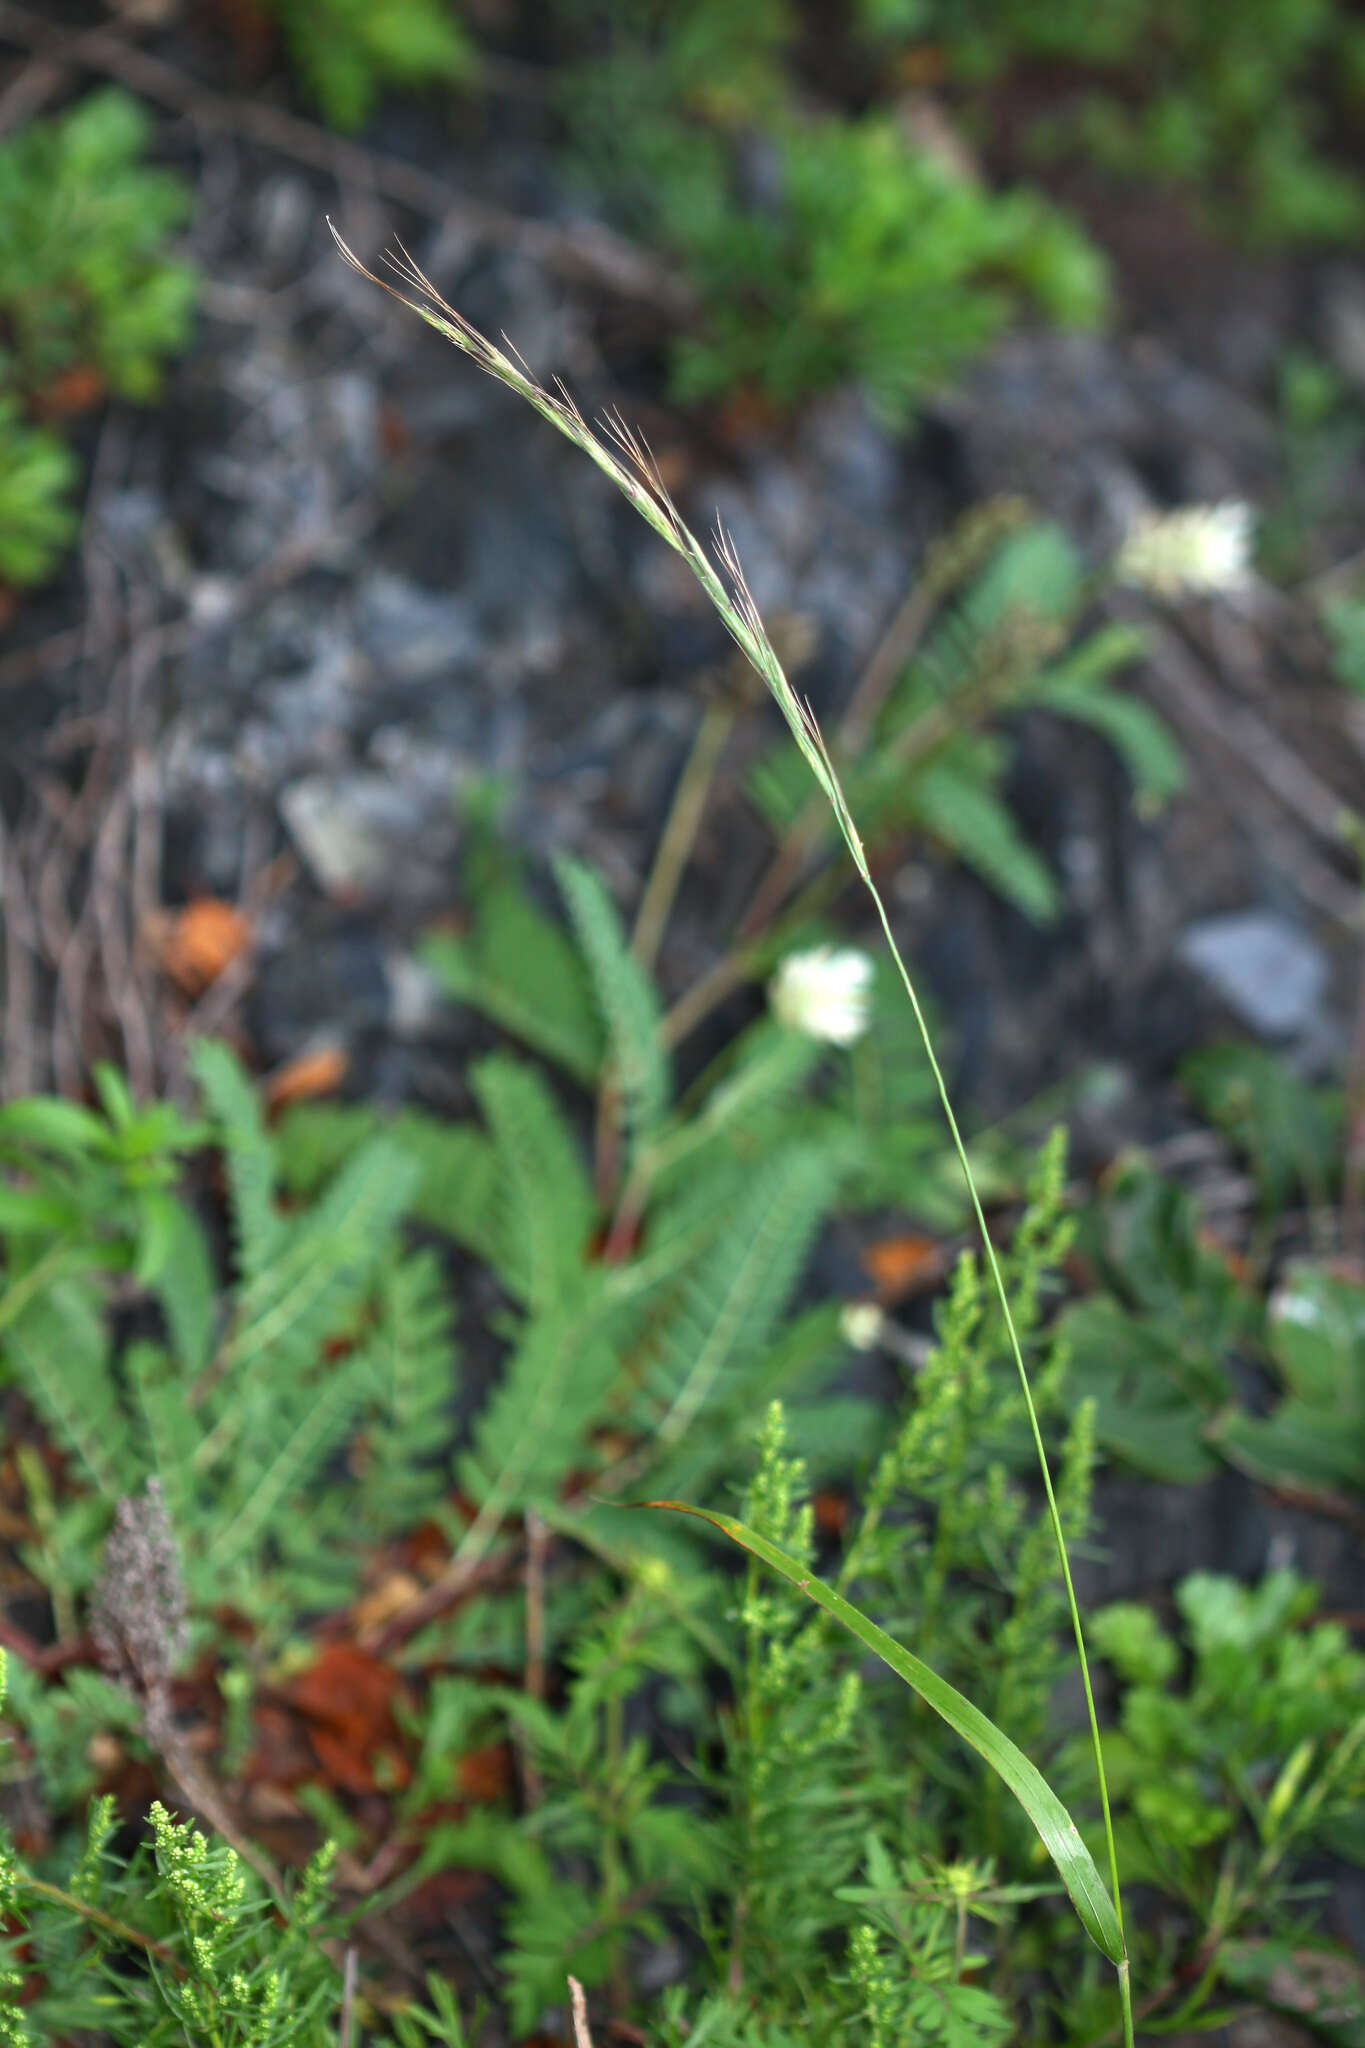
[652,1502,1126,1966]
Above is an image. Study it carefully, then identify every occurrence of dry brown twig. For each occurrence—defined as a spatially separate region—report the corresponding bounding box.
[569,1977,596,2048]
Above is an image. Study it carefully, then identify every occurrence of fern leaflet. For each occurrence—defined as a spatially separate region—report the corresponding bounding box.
[555,855,670,1156]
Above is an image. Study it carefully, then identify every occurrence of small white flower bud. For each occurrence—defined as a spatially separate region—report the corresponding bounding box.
[1114,500,1254,597]
[769,945,874,1046]
[839,1301,884,1351]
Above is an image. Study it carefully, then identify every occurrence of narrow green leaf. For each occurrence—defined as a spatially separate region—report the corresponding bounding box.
[650,1501,1125,1965]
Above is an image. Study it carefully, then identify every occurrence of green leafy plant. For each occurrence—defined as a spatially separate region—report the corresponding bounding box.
[1059,1046,1363,1499]
[0,89,196,404]
[0,1678,471,2048]
[259,0,478,131]
[0,88,198,591]
[902,0,1365,247]
[558,1,1106,422]
[0,1787,343,2046]
[662,112,1107,419]
[1088,1570,1365,2031]
[745,509,1179,936]
[0,1045,452,1635]
[0,401,77,587]
[1324,589,1365,695]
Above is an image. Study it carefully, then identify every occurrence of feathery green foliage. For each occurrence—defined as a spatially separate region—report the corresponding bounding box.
[917,0,1365,245]
[0,88,197,592]
[0,1044,449,1631]
[551,2,1105,417]
[0,1793,342,2045]
[0,402,78,588]
[260,0,477,129]
[0,90,196,404]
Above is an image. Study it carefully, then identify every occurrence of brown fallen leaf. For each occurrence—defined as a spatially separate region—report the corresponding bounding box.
[146,897,253,995]
[264,1040,349,1111]
[283,1641,410,1795]
[33,364,106,420]
[456,1740,515,1804]
[812,1488,849,1539]
[861,1231,946,1305]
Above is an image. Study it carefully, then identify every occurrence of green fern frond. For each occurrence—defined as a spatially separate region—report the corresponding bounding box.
[471,1055,596,1310]
[4,1281,134,1502]
[422,877,605,1086]
[911,745,1060,922]
[135,1190,217,1377]
[458,1283,624,1520]
[555,855,670,1155]
[361,1245,461,1526]
[225,1134,418,1380]
[276,1097,510,1272]
[643,1142,844,1452]
[1032,654,1183,810]
[126,1341,200,1528]
[274,1101,381,1196]
[651,1022,824,1194]
[188,1039,285,1283]
[212,1344,377,1572]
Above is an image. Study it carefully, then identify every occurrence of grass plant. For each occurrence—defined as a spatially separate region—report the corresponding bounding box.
[328,225,1136,2045]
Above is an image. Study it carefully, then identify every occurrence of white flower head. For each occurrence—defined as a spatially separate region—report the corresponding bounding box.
[1114,499,1254,598]
[769,944,874,1046]
[839,1301,884,1352]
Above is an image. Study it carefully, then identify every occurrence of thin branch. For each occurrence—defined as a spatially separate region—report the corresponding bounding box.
[569,1975,596,2048]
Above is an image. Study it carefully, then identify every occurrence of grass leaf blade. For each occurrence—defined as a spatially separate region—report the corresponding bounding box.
[651,1499,1125,1966]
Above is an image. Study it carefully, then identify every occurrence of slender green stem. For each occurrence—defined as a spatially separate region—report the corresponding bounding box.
[632,695,737,972]
[20,1876,182,1971]
[861,876,1133,2048]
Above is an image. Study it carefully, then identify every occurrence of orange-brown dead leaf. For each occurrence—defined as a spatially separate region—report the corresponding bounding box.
[282,1642,410,1796]
[147,897,253,995]
[861,1232,945,1304]
[33,364,106,419]
[264,1041,349,1110]
[456,1740,515,1804]
[812,1488,849,1538]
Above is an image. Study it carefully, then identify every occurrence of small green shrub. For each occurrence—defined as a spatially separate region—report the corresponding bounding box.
[0,88,198,590]
[665,114,1107,420]
[1324,590,1365,694]
[0,89,196,404]
[0,1785,345,2046]
[259,0,478,132]
[555,4,1107,419]
[1059,1046,1365,1498]
[0,401,78,588]
[1093,1570,1365,1936]
[889,0,1365,247]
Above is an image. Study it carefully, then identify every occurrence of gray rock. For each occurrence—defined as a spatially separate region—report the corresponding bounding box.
[279,773,417,899]
[1176,909,1328,1039]
[356,571,480,679]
